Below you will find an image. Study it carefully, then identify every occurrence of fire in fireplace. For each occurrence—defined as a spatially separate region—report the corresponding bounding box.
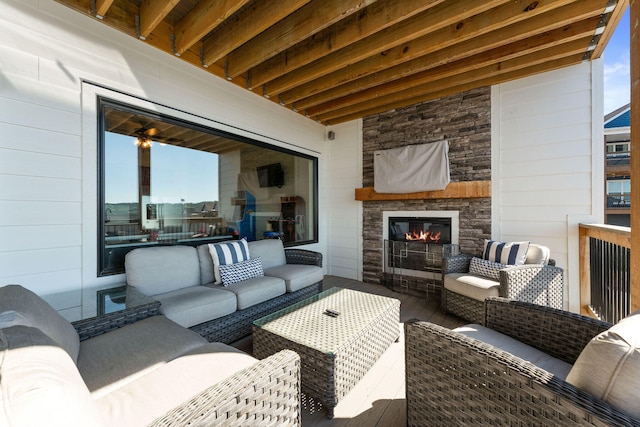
[388,216,452,244]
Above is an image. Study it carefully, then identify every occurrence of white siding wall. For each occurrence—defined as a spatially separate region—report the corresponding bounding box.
[492,61,604,312]
[0,0,328,319]
[326,121,363,280]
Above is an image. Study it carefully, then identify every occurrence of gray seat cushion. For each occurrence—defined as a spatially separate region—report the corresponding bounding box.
[247,239,287,270]
[153,286,237,328]
[125,246,200,295]
[454,324,572,379]
[264,264,323,292]
[217,276,286,310]
[77,316,207,395]
[0,284,80,363]
[0,325,102,427]
[444,272,499,301]
[94,343,256,427]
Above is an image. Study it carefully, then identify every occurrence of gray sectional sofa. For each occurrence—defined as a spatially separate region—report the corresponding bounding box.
[0,284,301,426]
[124,238,323,343]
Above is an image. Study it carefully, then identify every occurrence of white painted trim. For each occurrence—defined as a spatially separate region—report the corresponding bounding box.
[591,59,605,222]
[490,85,501,238]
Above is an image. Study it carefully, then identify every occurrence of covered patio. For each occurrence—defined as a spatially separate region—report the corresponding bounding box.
[1,0,639,425]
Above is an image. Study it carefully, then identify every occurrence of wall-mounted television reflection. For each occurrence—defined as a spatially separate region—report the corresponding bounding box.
[257,163,284,188]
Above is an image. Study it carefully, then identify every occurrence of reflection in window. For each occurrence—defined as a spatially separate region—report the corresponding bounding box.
[99,99,317,275]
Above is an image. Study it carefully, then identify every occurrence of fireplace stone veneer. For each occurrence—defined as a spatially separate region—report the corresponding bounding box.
[362,87,492,297]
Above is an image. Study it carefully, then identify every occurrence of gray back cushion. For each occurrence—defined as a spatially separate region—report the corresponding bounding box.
[125,246,200,295]
[197,244,216,285]
[0,285,80,363]
[248,239,287,270]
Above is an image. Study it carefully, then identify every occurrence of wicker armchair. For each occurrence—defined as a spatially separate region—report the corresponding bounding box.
[442,244,564,324]
[405,298,640,426]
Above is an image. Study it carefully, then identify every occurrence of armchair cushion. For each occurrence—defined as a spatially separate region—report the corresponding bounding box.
[566,311,640,418]
[483,239,529,265]
[444,272,499,301]
[455,324,572,378]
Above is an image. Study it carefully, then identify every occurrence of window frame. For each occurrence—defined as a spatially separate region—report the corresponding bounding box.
[97,96,319,276]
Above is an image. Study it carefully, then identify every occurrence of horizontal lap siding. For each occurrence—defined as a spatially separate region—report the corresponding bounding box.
[495,62,599,309]
[327,121,362,280]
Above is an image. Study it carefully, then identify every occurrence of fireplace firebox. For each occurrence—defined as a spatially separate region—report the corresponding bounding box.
[387,216,452,244]
[382,213,459,298]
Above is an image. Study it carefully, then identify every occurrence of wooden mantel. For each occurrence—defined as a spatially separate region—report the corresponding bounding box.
[355,180,491,201]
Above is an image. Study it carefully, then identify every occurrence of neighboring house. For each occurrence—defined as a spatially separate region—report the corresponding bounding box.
[0,1,615,318]
[604,104,631,226]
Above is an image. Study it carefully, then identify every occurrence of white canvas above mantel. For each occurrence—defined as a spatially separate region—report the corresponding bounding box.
[374,141,450,193]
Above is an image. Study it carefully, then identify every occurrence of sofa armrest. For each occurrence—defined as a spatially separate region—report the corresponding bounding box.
[285,248,322,267]
[484,297,611,364]
[442,253,473,274]
[404,320,635,426]
[149,349,301,426]
[72,286,161,341]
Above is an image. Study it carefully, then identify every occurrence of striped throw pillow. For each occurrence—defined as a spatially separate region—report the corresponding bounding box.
[208,238,250,284]
[218,257,264,286]
[482,239,529,265]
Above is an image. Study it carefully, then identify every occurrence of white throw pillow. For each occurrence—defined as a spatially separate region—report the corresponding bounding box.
[566,311,640,418]
[482,239,529,265]
[208,239,250,284]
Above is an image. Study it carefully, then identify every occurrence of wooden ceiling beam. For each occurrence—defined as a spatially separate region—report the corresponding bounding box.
[321,54,584,125]
[173,0,251,56]
[314,34,591,119]
[95,0,115,19]
[247,0,446,89]
[225,0,377,79]
[592,0,630,58]
[308,35,593,118]
[284,0,600,107]
[201,0,312,67]
[263,0,524,98]
[138,0,180,40]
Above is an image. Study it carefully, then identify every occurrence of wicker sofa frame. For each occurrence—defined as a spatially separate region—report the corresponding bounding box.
[405,297,640,426]
[72,302,301,426]
[442,253,564,324]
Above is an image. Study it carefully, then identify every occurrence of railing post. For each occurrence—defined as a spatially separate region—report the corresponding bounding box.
[579,225,591,316]
[631,0,640,312]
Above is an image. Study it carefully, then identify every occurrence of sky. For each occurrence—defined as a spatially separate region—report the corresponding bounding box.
[603,8,630,115]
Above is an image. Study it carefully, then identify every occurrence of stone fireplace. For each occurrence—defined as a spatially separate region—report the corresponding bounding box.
[362,87,492,298]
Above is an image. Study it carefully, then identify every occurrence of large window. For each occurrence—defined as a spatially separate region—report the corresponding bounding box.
[99,98,318,275]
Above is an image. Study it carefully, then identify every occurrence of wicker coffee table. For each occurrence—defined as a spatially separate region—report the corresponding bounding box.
[252,287,400,419]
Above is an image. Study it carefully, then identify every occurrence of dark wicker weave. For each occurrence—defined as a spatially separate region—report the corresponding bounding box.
[189,281,322,343]
[253,287,400,419]
[72,287,161,341]
[442,253,564,324]
[150,349,301,427]
[405,297,640,427]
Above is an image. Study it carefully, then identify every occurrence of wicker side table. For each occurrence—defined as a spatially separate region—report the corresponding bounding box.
[253,287,400,419]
